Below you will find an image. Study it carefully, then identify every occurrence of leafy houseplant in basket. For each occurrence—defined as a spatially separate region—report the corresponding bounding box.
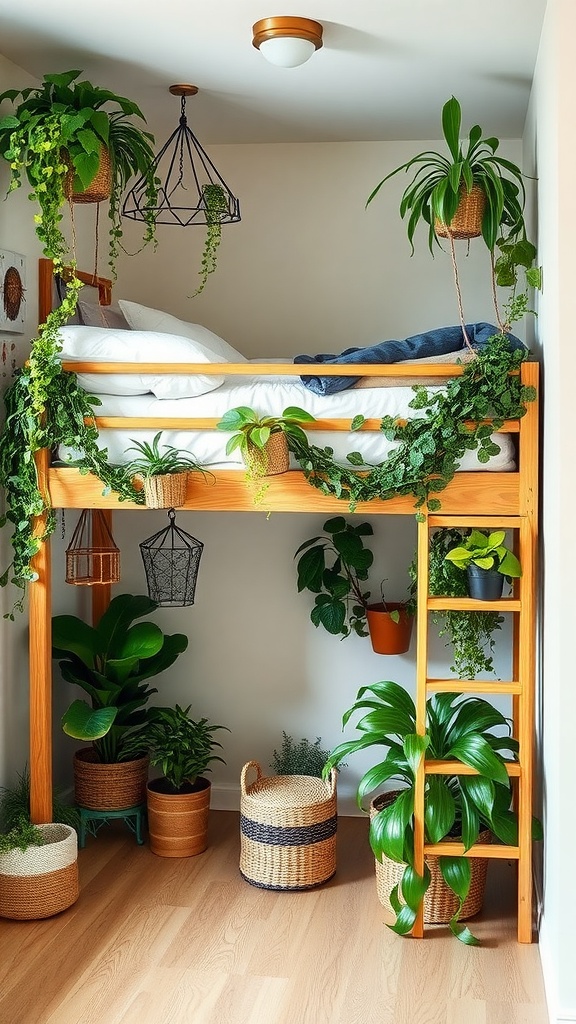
[444,528,522,600]
[123,704,229,857]
[295,516,415,653]
[52,593,188,812]
[366,95,541,343]
[323,679,542,944]
[125,431,213,509]
[216,405,316,506]
[271,732,332,778]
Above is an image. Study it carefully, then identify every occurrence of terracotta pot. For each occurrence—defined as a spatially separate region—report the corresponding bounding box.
[146,776,211,857]
[0,823,79,920]
[73,748,149,811]
[366,603,413,655]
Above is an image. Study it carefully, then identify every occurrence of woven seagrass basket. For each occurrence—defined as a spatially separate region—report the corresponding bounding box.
[245,431,290,477]
[142,472,188,509]
[370,793,490,924]
[0,823,79,920]
[435,184,486,240]
[240,760,337,891]
[73,749,149,811]
[64,145,112,204]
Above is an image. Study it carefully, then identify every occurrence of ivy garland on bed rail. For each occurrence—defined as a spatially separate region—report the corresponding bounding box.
[287,330,536,519]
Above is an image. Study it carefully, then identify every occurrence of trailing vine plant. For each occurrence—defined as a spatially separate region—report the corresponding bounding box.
[192,183,229,297]
[286,329,536,519]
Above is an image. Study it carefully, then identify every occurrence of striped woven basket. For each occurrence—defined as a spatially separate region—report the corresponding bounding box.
[370,793,491,923]
[435,184,486,240]
[0,823,79,920]
[240,761,337,891]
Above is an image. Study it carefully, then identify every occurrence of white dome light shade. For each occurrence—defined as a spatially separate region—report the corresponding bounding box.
[252,17,323,68]
[258,35,316,67]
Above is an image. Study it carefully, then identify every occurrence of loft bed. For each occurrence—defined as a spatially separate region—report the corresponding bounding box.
[28,258,539,941]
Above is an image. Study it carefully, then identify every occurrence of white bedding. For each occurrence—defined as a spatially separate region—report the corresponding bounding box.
[58,368,516,472]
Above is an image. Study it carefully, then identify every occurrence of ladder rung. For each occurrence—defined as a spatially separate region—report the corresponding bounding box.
[423,842,519,859]
[424,759,521,777]
[426,679,523,694]
[427,596,521,612]
[428,515,522,529]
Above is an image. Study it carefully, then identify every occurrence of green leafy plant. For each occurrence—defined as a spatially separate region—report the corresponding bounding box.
[123,704,228,793]
[287,333,535,519]
[366,96,541,340]
[217,405,316,475]
[295,516,414,639]
[444,529,522,578]
[0,765,80,834]
[0,816,44,854]
[411,528,505,679]
[192,183,229,297]
[52,593,188,764]
[0,69,158,277]
[124,431,212,480]
[271,732,332,778]
[323,680,542,943]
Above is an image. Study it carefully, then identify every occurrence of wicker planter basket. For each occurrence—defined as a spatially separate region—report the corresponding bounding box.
[435,184,486,240]
[142,472,188,509]
[146,777,211,857]
[73,748,149,811]
[245,432,290,478]
[240,760,337,891]
[64,144,112,204]
[0,823,79,920]
[370,793,490,923]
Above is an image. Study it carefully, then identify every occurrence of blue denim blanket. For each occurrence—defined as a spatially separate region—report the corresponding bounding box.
[294,323,524,395]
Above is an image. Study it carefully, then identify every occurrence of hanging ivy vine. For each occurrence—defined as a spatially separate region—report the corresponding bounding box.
[287,332,536,518]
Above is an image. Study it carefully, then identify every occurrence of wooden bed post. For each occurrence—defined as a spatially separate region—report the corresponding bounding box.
[28,448,53,824]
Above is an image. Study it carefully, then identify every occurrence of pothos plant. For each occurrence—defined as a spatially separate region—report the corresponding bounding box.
[192,183,229,297]
[287,328,536,519]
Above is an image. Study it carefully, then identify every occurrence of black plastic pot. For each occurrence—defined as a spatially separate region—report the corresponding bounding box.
[467,564,504,600]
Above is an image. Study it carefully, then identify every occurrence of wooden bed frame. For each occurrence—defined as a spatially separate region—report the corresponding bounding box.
[28,258,539,941]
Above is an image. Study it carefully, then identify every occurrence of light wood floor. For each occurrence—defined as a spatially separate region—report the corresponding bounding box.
[0,811,549,1024]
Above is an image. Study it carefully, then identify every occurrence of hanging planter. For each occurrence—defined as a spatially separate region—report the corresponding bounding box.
[139,509,204,607]
[434,184,486,240]
[65,509,120,586]
[64,144,112,204]
[365,602,414,655]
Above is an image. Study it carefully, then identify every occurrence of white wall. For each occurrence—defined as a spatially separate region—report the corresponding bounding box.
[525,2,576,1021]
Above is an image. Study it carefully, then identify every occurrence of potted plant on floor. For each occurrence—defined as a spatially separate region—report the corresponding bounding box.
[125,431,213,509]
[443,528,522,600]
[123,703,229,857]
[271,732,332,778]
[366,95,541,343]
[323,679,542,944]
[52,593,188,812]
[295,516,415,653]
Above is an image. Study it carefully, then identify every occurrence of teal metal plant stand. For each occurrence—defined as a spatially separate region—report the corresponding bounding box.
[78,805,146,848]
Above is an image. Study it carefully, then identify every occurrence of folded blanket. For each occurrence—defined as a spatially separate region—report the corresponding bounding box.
[294,323,524,395]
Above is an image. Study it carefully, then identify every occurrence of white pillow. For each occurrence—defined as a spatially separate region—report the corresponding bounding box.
[56,325,226,399]
[118,299,248,363]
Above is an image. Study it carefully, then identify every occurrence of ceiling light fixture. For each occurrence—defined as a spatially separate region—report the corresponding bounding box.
[122,84,240,228]
[252,16,323,68]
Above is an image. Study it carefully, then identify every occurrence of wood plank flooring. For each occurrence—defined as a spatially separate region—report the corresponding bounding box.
[0,812,549,1024]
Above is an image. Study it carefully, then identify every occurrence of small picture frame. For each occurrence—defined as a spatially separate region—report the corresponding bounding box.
[0,250,26,333]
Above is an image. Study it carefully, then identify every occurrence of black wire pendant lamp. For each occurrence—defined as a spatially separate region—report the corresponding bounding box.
[122,84,240,228]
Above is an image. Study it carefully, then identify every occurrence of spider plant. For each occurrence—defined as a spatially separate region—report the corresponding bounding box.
[124,431,210,480]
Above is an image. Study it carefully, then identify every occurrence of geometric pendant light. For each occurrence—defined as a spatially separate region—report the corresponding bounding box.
[122,84,240,227]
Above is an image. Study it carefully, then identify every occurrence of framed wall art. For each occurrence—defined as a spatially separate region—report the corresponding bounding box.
[0,250,26,333]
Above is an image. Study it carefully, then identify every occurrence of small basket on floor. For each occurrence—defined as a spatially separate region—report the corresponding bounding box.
[239,760,337,891]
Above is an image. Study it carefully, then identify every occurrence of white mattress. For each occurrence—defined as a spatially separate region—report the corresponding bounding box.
[58,369,516,472]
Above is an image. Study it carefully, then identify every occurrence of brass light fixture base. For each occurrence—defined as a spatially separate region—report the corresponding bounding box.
[252,17,323,52]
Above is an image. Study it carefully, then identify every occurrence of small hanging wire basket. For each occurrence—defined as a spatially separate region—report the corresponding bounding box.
[139,509,204,607]
[65,510,121,586]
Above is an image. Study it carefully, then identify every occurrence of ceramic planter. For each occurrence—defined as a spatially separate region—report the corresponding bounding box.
[146,776,211,857]
[73,748,149,811]
[366,603,414,655]
[0,823,79,920]
[467,564,505,600]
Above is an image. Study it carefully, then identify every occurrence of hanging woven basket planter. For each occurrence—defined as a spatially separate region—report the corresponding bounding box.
[65,509,120,586]
[63,144,112,204]
[139,508,204,607]
[435,184,486,240]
